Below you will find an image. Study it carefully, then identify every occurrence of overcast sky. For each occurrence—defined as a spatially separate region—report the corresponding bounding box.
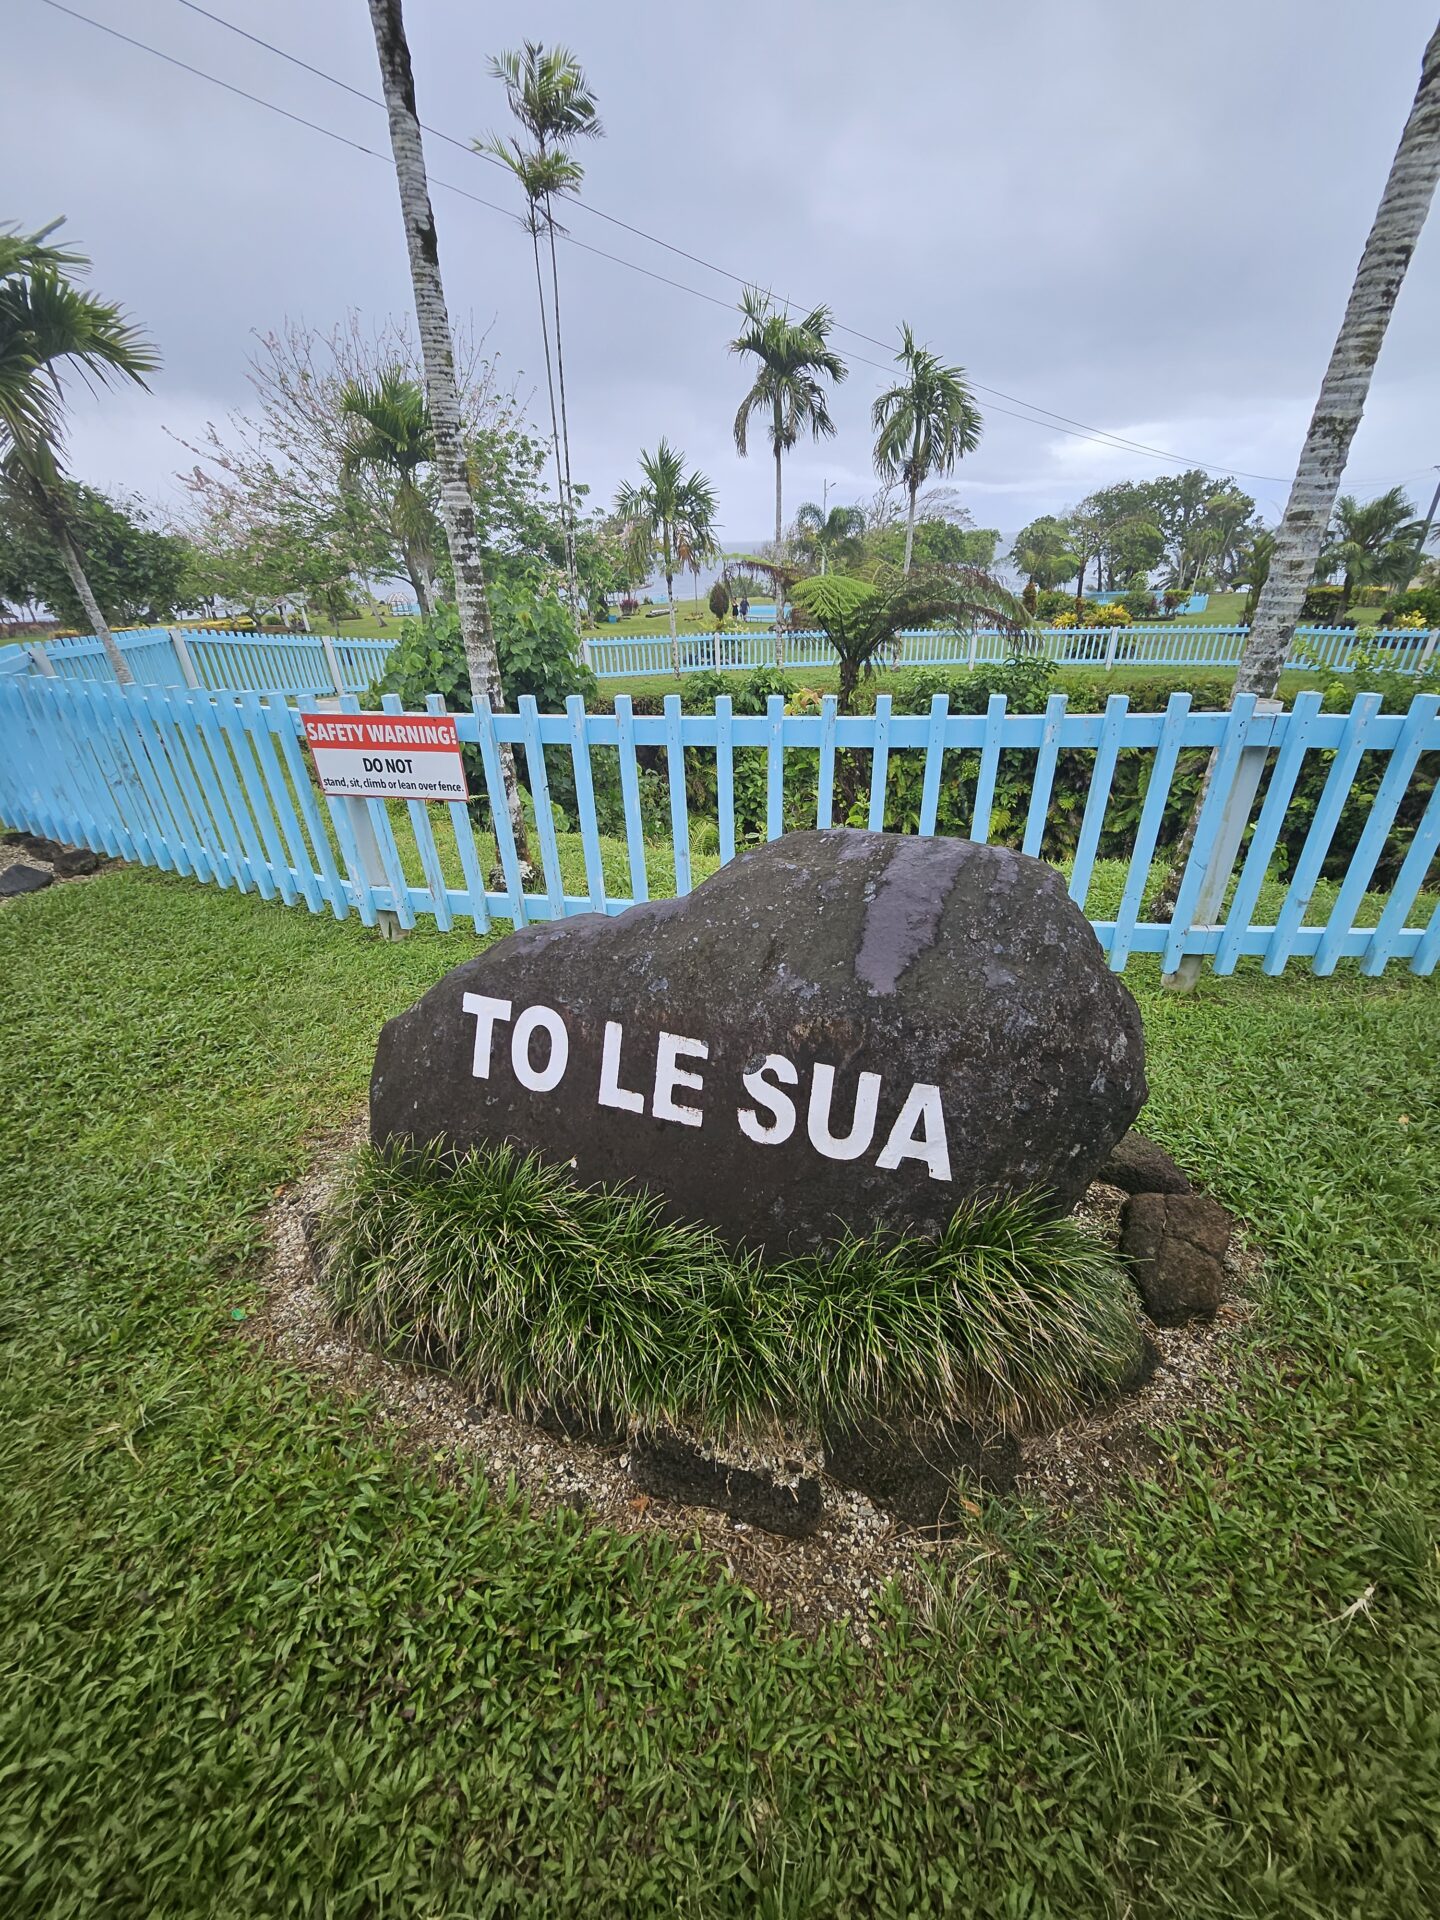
[7,0,1440,547]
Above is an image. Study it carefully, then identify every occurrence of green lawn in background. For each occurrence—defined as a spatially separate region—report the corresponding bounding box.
[2,865,1438,1918]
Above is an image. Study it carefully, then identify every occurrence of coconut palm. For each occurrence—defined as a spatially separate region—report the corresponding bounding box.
[339,368,441,616]
[1154,20,1439,943]
[482,43,601,616]
[794,500,865,575]
[872,324,982,575]
[1235,21,1440,698]
[366,0,526,851]
[1319,488,1423,608]
[614,441,717,678]
[730,288,847,560]
[0,222,158,684]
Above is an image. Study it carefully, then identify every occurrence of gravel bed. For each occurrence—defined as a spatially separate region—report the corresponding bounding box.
[249,1126,1263,1636]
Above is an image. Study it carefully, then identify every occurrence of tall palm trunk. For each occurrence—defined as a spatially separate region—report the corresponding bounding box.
[543,201,582,616]
[772,400,785,666]
[1154,19,1440,933]
[666,561,680,678]
[28,473,132,685]
[903,473,919,576]
[367,0,527,855]
[1235,22,1440,698]
[528,220,568,597]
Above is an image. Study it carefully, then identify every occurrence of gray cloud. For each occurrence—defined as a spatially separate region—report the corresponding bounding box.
[7,0,1438,544]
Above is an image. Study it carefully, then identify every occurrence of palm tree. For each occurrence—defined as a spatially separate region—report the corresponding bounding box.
[872,323,982,575]
[482,43,601,617]
[792,564,1024,713]
[614,441,717,678]
[794,500,865,574]
[366,0,526,852]
[1235,21,1440,698]
[1009,515,1078,591]
[0,222,158,685]
[475,137,578,602]
[1319,488,1423,609]
[1153,19,1439,942]
[730,287,847,563]
[339,368,440,616]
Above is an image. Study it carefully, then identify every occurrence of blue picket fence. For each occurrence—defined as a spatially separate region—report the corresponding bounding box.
[2,676,1437,979]
[15,628,394,698]
[585,623,1440,681]
[10,618,1438,699]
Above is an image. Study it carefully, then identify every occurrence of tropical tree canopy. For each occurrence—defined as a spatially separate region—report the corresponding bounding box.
[1010,516,1079,590]
[791,563,1025,711]
[871,323,982,572]
[0,479,190,627]
[793,500,865,573]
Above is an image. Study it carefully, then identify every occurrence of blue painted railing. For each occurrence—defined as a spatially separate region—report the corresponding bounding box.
[16,628,393,697]
[12,619,1438,697]
[584,623,1440,681]
[2,678,1436,979]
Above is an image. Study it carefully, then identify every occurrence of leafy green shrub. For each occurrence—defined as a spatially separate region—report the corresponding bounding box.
[1379,586,1440,627]
[1122,589,1159,620]
[325,1142,1145,1439]
[1300,584,1347,624]
[370,589,595,713]
[1035,588,1073,621]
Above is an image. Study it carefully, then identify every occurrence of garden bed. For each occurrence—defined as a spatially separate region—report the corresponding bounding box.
[253,1124,1261,1636]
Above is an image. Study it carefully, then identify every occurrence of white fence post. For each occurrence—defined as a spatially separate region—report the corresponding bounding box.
[1103,627,1119,673]
[167,627,201,690]
[320,635,347,697]
[343,797,403,939]
[578,634,593,670]
[1419,629,1439,673]
[28,643,56,678]
[967,629,979,671]
[1165,697,1282,992]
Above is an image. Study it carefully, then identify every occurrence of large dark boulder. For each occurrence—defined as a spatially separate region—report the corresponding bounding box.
[372,829,1147,1256]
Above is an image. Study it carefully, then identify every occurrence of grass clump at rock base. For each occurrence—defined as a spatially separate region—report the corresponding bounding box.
[324,1140,1145,1438]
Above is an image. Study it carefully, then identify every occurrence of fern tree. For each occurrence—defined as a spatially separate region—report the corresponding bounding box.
[792,565,1024,712]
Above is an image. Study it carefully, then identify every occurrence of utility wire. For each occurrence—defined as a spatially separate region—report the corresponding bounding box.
[36,0,1430,491]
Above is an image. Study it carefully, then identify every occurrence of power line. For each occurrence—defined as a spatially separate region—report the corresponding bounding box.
[34,0,1429,493]
[164,0,1311,482]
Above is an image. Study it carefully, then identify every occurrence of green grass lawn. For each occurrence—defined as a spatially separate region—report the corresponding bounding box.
[2,869,1439,1917]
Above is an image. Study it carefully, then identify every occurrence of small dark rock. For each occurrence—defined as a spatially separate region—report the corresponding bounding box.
[1120,1192,1232,1326]
[0,863,54,898]
[629,1431,823,1538]
[51,846,104,878]
[531,1398,626,1446]
[823,1417,1021,1534]
[4,831,60,858]
[1100,1134,1193,1196]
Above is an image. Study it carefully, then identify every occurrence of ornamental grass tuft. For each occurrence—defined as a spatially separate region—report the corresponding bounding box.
[324,1142,1144,1439]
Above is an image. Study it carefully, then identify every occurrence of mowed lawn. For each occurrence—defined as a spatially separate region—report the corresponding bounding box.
[2,866,1439,1918]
